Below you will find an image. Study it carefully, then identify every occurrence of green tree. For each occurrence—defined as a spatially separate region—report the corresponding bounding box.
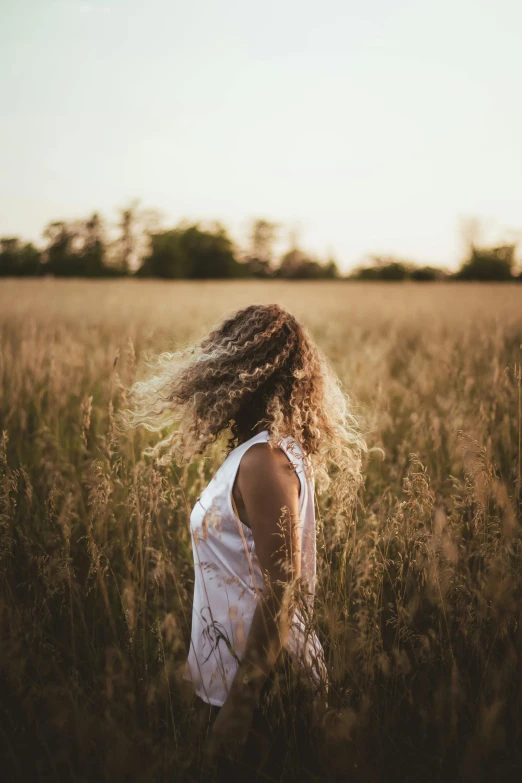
[137,230,188,279]
[111,200,163,273]
[352,256,412,281]
[43,221,80,276]
[138,223,241,279]
[410,266,447,281]
[114,200,139,274]
[42,215,114,277]
[182,224,240,279]
[0,238,41,276]
[275,248,339,279]
[81,213,109,277]
[455,244,516,281]
[323,257,340,279]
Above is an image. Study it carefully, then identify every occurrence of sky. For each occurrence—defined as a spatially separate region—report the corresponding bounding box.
[1,0,521,272]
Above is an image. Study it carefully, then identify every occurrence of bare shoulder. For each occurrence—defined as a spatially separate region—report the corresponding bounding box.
[239,442,300,487]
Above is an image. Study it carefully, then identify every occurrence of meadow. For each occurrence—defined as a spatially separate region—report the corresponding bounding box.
[1,279,521,782]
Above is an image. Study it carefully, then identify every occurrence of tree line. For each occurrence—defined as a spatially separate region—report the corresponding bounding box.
[351,244,521,282]
[1,203,520,281]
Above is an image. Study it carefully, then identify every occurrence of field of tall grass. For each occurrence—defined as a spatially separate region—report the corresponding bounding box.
[1,279,521,782]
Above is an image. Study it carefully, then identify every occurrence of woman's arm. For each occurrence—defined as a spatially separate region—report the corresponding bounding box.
[204,443,301,760]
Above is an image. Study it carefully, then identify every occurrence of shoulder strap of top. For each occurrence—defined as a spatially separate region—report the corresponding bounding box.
[276,436,310,514]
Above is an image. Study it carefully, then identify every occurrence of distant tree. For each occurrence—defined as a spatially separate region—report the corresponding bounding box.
[110,200,163,273]
[41,214,116,277]
[243,219,279,277]
[242,256,272,278]
[410,265,447,281]
[184,224,241,279]
[275,248,339,279]
[138,223,241,279]
[455,244,517,281]
[352,256,411,281]
[0,238,42,276]
[373,261,410,281]
[351,265,380,281]
[80,213,109,276]
[42,221,81,276]
[351,255,449,281]
[276,248,309,279]
[459,216,484,255]
[137,230,188,279]
[323,257,341,279]
[112,200,139,274]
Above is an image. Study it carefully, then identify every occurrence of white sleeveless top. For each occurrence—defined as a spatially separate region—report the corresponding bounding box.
[182,430,327,707]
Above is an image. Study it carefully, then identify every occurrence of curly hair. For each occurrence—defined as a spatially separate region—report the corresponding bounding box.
[121,303,367,511]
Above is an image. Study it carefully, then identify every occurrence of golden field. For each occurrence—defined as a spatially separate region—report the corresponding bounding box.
[1,279,521,782]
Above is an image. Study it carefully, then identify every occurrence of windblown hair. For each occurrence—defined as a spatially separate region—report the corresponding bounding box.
[121,304,367,513]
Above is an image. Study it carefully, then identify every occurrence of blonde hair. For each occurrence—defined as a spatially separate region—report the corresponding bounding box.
[121,303,367,515]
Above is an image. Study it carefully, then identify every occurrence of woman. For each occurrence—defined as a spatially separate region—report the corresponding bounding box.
[123,303,365,768]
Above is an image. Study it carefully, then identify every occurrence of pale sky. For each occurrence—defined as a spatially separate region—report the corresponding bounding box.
[1,0,521,271]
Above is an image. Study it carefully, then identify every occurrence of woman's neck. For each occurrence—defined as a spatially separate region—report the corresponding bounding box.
[233,419,269,446]
[251,421,268,436]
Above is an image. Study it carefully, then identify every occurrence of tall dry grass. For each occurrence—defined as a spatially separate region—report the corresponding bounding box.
[1,279,521,782]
